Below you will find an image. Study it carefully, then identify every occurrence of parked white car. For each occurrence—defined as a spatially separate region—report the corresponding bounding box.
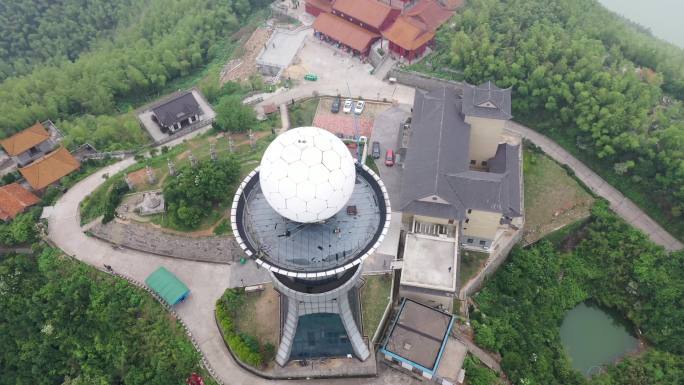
[343,99,353,113]
[354,100,365,115]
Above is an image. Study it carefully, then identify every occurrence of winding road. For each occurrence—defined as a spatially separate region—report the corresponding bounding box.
[47,159,420,385]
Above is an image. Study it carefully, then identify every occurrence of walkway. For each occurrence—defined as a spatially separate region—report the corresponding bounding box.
[47,159,420,385]
[451,332,502,374]
[506,121,683,252]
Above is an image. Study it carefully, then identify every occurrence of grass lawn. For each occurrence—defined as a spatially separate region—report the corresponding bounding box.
[289,98,319,127]
[234,285,280,349]
[361,274,392,338]
[364,151,380,174]
[523,146,595,245]
[460,250,489,286]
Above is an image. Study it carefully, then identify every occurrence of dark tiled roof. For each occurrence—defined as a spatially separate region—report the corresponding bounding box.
[462,81,512,120]
[152,92,202,127]
[399,87,470,219]
[447,144,521,216]
[399,86,521,219]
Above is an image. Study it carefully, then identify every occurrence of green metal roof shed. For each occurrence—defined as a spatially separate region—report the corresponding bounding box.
[145,267,190,305]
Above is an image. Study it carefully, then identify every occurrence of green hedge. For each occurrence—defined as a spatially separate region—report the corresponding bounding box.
[215,288,274,367]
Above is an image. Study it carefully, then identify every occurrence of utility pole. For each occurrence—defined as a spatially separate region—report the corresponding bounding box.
[346,81,362,160]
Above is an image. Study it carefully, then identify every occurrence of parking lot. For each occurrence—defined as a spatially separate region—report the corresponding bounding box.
[369,104,412,208]
[313,97,391,138]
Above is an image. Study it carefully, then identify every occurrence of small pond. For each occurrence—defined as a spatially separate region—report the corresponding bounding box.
[560,301,639,377]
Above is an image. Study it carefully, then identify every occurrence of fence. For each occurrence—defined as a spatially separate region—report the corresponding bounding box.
[154,118,214,146]
[387,68,464,94]
[81,150,135,160]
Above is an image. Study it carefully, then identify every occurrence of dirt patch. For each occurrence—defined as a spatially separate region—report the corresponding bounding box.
[523,148,595,245]
[236,284,280,347]
[282,63,308,79]
[221,27,273,85]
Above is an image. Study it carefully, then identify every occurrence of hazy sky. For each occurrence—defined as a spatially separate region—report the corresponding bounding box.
[597,0,684,48]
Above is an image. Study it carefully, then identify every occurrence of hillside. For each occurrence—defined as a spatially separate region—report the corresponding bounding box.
[0,0,270,150]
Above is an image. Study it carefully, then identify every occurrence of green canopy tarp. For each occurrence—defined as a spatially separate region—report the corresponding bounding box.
[145,267,190,305]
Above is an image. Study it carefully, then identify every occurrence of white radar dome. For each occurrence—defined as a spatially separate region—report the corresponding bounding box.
[259,126,356,223]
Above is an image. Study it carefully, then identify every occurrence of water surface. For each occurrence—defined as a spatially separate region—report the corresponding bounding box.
[598,0,684,48]
[560,302,638,377]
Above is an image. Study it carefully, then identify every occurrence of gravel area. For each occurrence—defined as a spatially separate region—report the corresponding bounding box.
[88,220,240,264]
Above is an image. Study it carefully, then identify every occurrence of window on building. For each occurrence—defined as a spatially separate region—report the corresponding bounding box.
[470,160,476,165]
[465,218,470,224]
[467,209,472,214]
[482,160,488,167]
[467,238,473,243]
[479,240,486,246]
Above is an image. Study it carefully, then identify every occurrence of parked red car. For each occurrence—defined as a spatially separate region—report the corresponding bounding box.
[385,149,395,167]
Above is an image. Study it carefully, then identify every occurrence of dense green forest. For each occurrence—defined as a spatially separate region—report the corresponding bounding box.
[0,0,139,81]
[0,0,270,150]
[420,0,684,239]
[0,248,213,385]
[471,202,684,384]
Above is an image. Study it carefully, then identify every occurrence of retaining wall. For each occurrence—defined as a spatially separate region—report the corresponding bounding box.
[387,68,464,94]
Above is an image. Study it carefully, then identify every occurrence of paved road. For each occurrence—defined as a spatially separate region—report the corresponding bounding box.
[506,121,682,251]
[47,159,421,385]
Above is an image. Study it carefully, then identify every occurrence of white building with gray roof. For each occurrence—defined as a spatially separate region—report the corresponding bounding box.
[396,81,523,311]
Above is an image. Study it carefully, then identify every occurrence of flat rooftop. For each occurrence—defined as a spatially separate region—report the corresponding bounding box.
[256,28,309,68]
[382,299,453,371]
[401,233,458,292]
[237,164,387,274]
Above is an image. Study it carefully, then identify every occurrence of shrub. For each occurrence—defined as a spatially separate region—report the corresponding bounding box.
[215,288,272,368]
[102,178,129,223]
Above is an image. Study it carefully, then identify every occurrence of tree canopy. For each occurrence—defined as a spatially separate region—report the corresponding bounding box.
[472,202,684,384]
[163,157,241,229]
[0,0,271,150]
[215,95,258,133]
[0,248,210,385]
[0,0,139,81]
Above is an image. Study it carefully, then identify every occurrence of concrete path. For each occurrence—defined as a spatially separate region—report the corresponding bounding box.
[506,121,683,252]
[451,332,502,374]
[46,158,420,385]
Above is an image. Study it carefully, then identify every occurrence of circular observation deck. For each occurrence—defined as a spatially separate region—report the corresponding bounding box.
[231,163,391,278]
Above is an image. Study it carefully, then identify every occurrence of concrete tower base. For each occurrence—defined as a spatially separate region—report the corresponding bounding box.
[272,267,370,366]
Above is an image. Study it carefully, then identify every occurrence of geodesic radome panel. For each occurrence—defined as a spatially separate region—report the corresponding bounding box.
[259,126,356,223]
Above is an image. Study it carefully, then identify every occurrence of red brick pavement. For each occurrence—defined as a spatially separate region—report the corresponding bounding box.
[313,114,373,138]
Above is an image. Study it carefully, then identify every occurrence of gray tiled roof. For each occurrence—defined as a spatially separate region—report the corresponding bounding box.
[399,87,471,219]
[462,81,512,120]
[399,85,521,220]
[152,92,202,127]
